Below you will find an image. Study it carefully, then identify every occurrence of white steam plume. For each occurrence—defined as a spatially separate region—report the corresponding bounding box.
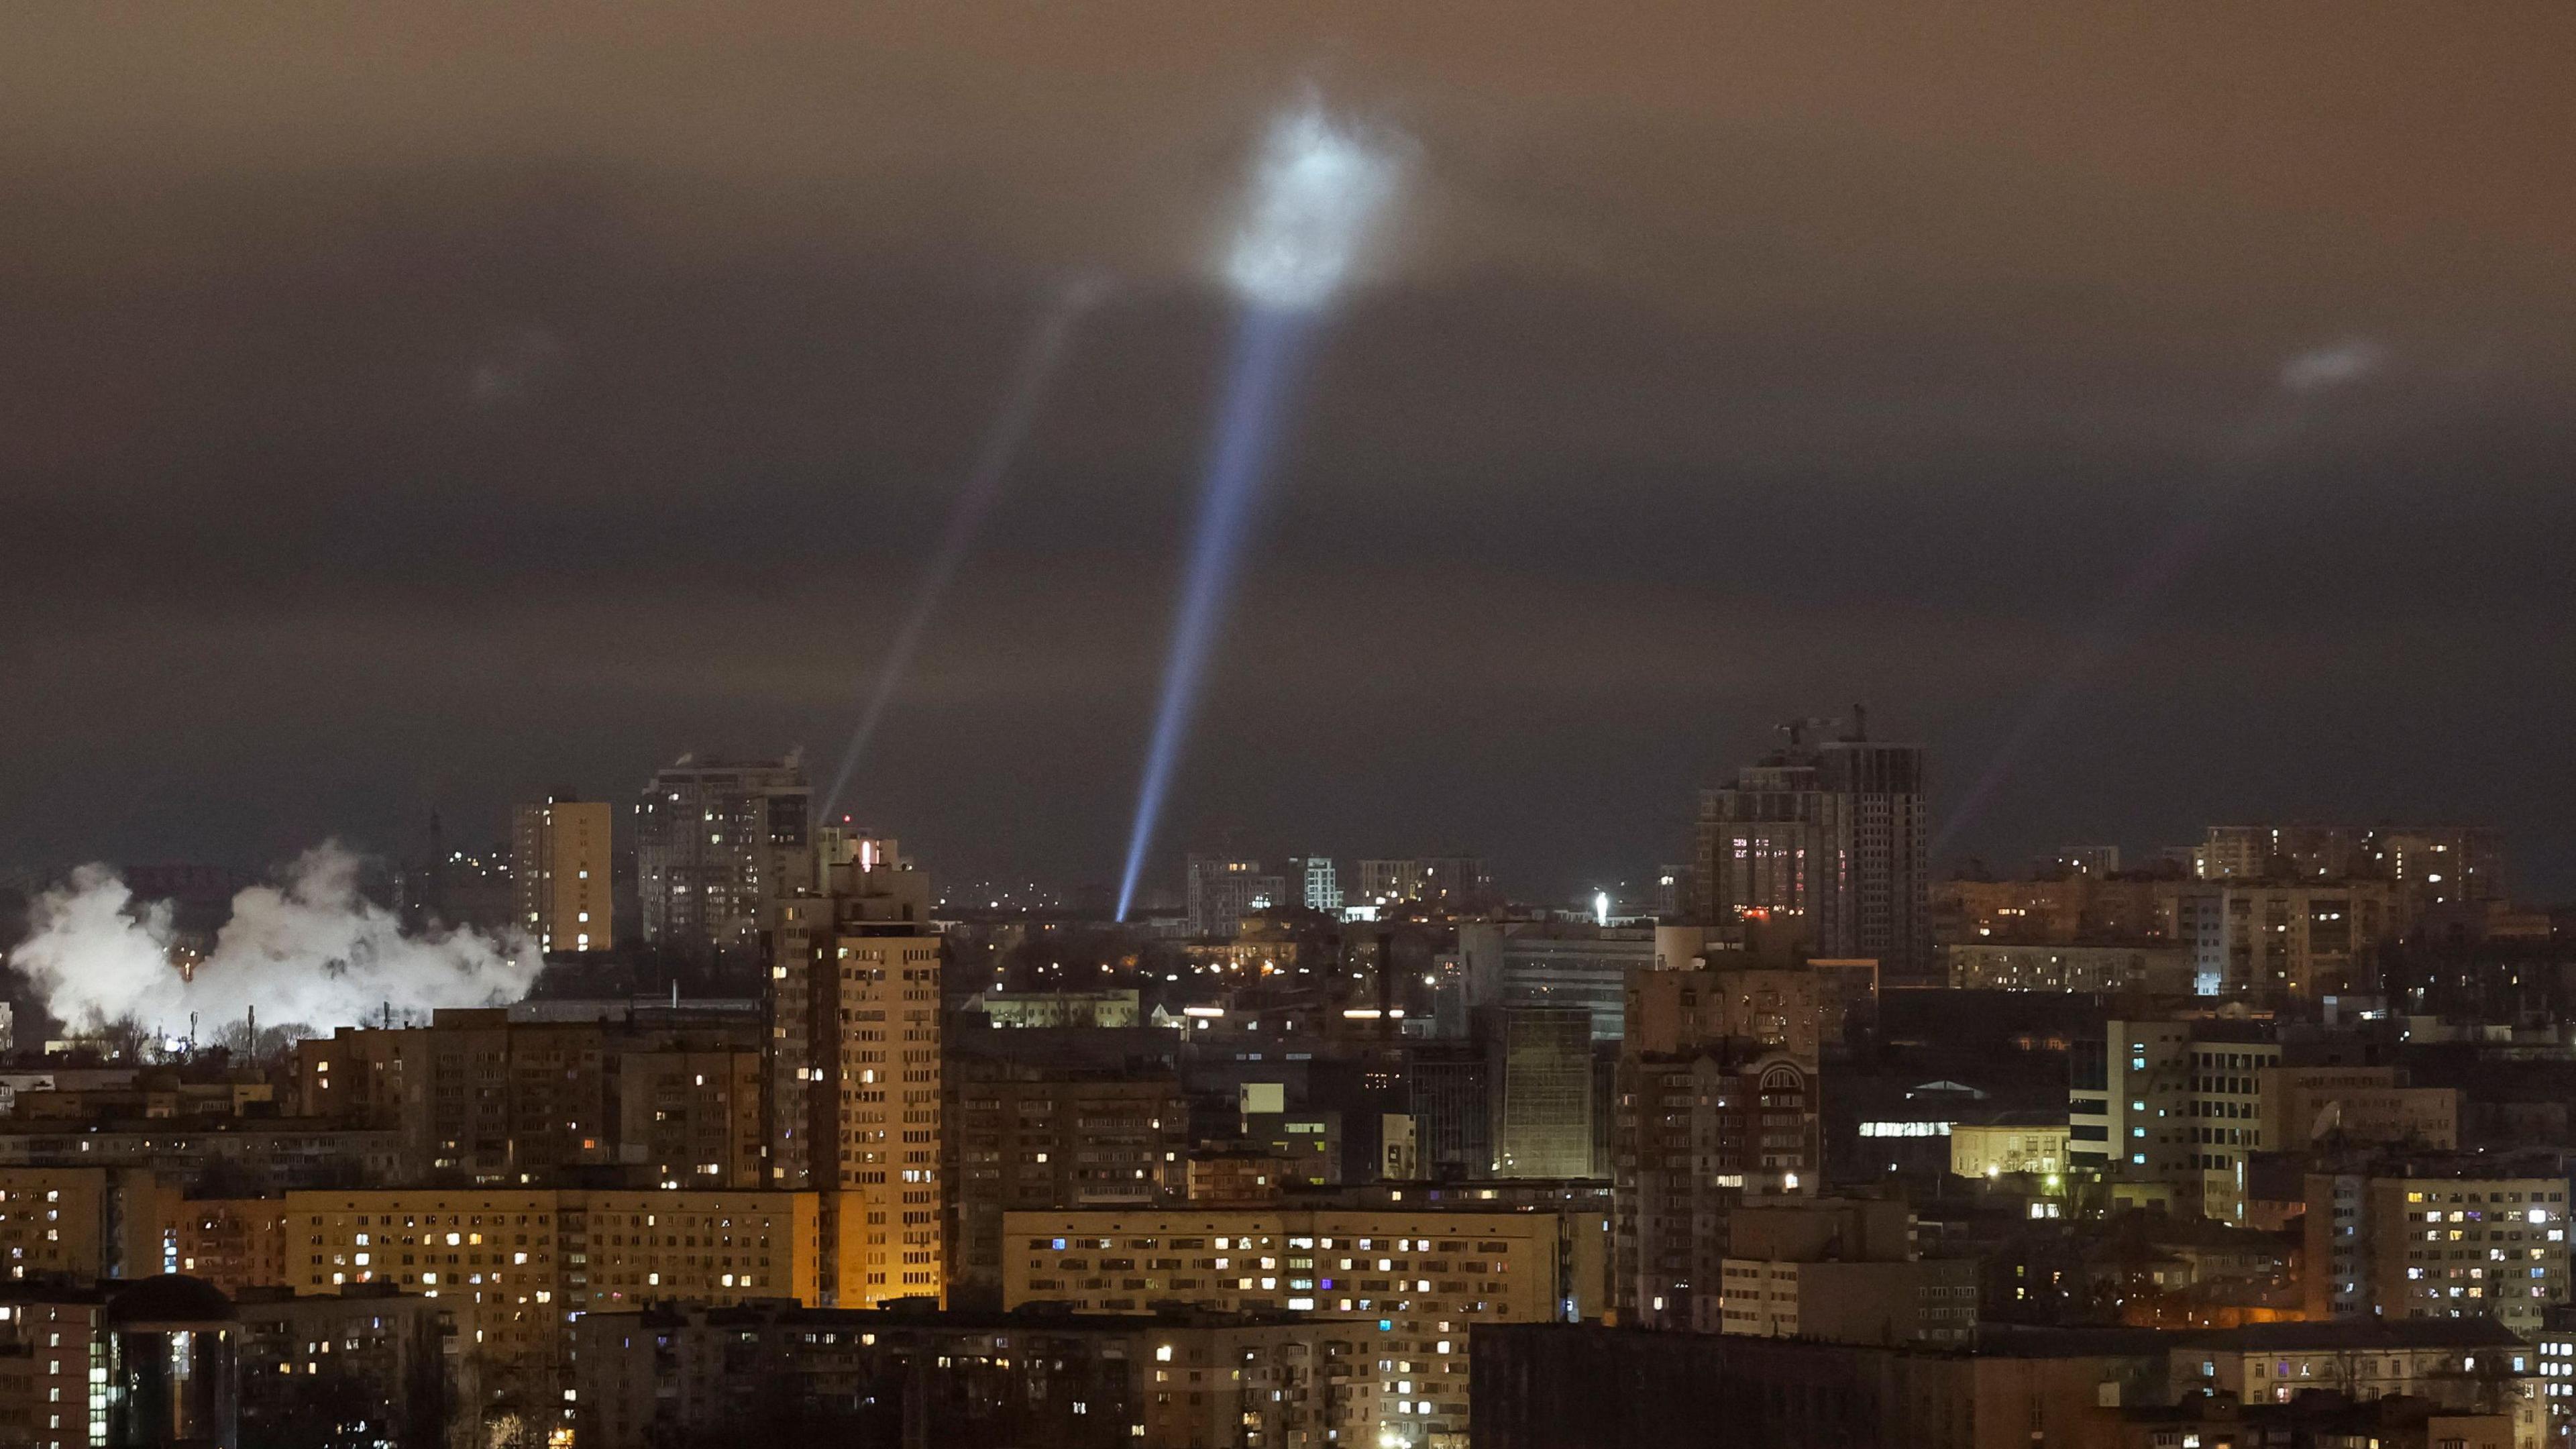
[10,842,541,1038]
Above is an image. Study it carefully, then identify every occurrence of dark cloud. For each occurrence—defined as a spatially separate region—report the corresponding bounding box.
[3,2,2573,900]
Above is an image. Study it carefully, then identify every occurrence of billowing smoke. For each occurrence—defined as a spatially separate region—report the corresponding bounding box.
[9,842,541,1041]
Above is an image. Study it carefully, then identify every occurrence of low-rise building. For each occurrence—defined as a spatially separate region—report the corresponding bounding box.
[570,1301,1334,1449]
[2259,1065,2457,1152]
[1945,942,2193,996]
[1950,1113,2073,1181]
[234,1284,453,1449]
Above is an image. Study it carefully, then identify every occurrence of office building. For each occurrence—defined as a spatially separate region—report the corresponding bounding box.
[2069,1018,2281,1220]
[510,795,613,954]
[1405,1043,1491,1182]
[1004,1204,1606,1449]
[765,841,945,1305]
[635,753,813,953]
[1457,923,1695,1042]
[1691,716,1931,984]
[1487,1007,1594,1179]
[1286,855,1342,913]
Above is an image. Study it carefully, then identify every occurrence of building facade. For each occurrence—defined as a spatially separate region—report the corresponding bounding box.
[765,846,945,1305]
[1002,1205,1605,1449]
[943,1061,1188,1306]
[2304,1157,2572,1340]
[1693,721,1930,984]
[636,753,813,953]
[2070,1019,2282,1220]
[1185,856,1283,938]
[510,796,613,955]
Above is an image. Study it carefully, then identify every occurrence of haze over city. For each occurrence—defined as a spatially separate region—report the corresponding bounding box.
[7,3,2573,901]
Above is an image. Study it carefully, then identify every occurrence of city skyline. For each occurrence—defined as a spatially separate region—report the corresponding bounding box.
[5,9,2574,1449]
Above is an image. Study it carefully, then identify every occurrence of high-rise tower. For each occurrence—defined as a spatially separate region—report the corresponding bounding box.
[511,795,613,953]
[765,835,943,1305]
[636,753,813,955]
[1692,711,1929,984]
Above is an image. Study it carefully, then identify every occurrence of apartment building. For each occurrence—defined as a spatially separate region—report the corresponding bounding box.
[942,1059,1188,1305]
[2304,1156,2572,1340]
[765,842,945,1304]
[1002,1204,1606,1449]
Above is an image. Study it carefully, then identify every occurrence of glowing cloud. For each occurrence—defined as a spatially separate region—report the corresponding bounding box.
[2279,338,2389,394]
[1224,101,1403,312]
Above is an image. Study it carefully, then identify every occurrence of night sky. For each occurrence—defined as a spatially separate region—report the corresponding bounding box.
[7,3,2573,902]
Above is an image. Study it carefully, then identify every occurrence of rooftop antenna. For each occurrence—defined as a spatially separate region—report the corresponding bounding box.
[1849,704,1869,741]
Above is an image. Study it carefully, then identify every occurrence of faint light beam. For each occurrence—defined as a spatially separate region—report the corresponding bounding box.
[820,278,1104,818]
[1935,340,2390,853]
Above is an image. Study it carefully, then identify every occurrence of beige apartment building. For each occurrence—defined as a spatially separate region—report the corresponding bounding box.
[284,1186,824,1429]
[1002,1205,1606,1449]
[512,796,614,953]
[2306,1165,2571,1342]
[767,842,945,1304]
